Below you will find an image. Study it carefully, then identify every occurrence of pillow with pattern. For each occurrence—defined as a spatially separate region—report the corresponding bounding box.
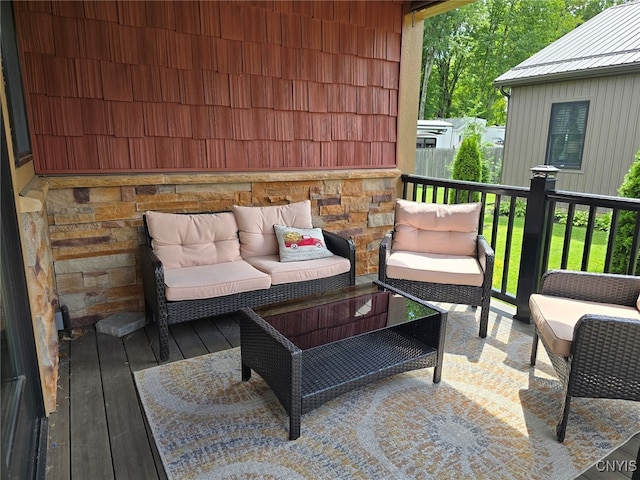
[273,224,334,262]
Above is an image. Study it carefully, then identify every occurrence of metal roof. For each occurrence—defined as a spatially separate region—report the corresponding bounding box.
[494,1,640,87]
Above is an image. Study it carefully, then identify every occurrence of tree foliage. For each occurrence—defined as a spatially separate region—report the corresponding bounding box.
[418,0,627,124]
[611,149,640,274]
[450,135,482,203]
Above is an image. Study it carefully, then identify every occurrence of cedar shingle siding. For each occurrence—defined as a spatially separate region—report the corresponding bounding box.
[14,1,403,174]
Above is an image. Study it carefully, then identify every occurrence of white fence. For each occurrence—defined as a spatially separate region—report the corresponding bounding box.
[415,147,503,183]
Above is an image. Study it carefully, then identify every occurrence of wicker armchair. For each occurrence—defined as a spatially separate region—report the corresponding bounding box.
[529,270,640,441]
[378,200,494,337]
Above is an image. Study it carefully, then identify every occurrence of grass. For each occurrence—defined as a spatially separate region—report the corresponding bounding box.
[413,185,610,296]
[482,215,608,295]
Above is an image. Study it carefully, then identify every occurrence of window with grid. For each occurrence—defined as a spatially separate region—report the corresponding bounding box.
[545,101,589,170]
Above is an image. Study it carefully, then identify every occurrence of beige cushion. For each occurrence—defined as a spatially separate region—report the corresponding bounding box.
[393,200,481,256]
[529,293,640,357]
[245,255,351,285]
[145,211,241,269]
[163,260,270,301]
[232,201,313,259]
[386,251,484,287]
[273,224,333,262]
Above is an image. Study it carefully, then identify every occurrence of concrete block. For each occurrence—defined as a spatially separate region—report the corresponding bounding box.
[96,312,145,337]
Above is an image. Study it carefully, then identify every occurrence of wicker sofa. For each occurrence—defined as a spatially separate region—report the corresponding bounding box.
[141,201,355,361]
[529,270,640,441]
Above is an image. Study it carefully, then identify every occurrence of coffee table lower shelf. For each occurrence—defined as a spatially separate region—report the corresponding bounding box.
[239,307,442,440]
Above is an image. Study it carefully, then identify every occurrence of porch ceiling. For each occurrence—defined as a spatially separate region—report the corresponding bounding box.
[409,0,475,20]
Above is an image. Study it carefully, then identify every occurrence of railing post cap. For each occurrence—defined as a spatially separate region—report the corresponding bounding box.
[530,165,559,178]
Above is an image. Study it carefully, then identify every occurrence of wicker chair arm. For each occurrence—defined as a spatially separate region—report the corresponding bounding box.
[140,244,166,314]
[378,231,393,282]
[323,230,356,284]
[323,229,354,260]
[570,314,640,399]
[477,235,494,275]
[540,270,640,307]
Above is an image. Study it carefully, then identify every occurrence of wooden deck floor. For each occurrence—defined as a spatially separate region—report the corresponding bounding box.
[44,301,639,480]
[45,313,241,480]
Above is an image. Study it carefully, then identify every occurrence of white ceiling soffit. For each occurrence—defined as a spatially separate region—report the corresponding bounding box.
[408,0,475,21]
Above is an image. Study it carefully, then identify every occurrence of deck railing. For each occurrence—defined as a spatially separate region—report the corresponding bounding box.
[400,168,640,323]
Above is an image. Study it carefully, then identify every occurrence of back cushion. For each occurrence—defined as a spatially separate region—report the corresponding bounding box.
[232,200,314,258]
[145,211,241,269]
[393,200,481,256]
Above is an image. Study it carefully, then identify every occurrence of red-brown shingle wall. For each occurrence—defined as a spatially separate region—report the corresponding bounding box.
[14,0,402,174]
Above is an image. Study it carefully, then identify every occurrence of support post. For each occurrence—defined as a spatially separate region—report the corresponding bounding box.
[514,165,559,322]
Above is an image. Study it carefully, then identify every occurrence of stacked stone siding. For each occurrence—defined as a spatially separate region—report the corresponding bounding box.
[32,170,399,328]
[20,179,59,415]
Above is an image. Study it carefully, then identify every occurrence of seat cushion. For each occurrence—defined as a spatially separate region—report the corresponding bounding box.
[529,294,640,357]
[386,251,484,287]
[232,201,314,259]
[393,200,481,256]
[163,260,270,301]
[245,255,351,285]
[145,211,241,269]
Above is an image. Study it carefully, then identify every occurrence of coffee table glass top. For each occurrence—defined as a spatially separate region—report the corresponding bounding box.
[253,282,439,350]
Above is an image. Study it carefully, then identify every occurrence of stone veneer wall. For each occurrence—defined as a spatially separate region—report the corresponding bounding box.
[20,179,58,415]
[31,170,399,329]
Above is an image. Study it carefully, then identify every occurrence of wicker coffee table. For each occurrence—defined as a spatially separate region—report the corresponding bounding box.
[238,280,446,440]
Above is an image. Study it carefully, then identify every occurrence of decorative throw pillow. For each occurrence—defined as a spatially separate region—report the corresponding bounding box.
[273,224,334,262]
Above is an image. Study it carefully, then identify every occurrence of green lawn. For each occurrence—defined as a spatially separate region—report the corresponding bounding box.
[482,215,608,295]
[413,185,609,296]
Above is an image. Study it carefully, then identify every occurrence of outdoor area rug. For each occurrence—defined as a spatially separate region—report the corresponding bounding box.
[134,307,640,479]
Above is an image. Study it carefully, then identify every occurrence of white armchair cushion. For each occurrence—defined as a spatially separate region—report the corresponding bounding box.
[145,211,241,269]
[163,260,270,301]
[245,255,351,285]
[386,251,484,287]
[232,200,313,259]
[393,200,481,256]
[529,293,640,357]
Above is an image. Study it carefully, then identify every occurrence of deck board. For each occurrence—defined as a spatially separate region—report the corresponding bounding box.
[190,317,234,352]
[69,328,114,479]
[168,322,209,359]
[45,336,70,480]
[123,328,162,373]
[214,314,241,347]
[96,332,159,479]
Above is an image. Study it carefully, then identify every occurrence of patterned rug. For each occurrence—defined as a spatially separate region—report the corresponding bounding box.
[134,306,640,480]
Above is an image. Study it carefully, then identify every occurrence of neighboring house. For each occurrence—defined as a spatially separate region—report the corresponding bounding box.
[494,1,640,196]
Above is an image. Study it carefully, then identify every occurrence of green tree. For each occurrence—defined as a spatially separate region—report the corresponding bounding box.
[418,12,463,120]
[453,0,578,123]
[611,149,640,274]
[449,135,482,203]
[419,0,621,125]
[419,4,482,120]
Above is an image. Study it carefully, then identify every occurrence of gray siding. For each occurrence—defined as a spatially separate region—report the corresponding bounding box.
[501,73,640,195]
